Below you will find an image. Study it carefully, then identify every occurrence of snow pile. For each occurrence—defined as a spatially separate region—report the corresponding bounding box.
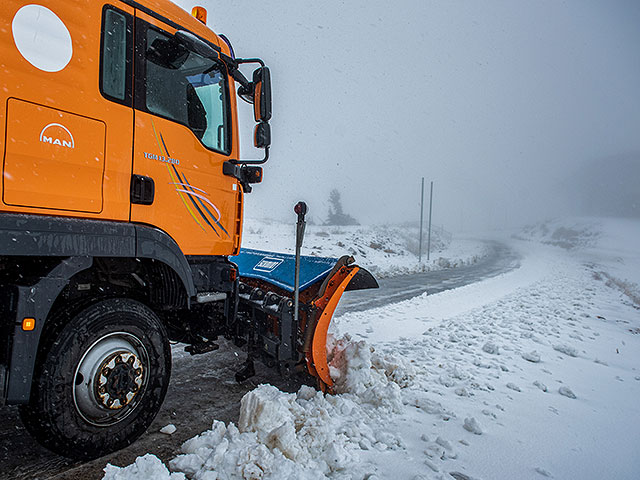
[242,219,487,278]
[103,339,414,480]
[103,454,185,480]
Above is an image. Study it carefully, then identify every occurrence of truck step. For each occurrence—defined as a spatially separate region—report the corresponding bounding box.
[184,341,220,355]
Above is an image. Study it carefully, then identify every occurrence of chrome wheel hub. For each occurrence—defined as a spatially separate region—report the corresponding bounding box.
[96,352,144,409]
[73,332,149,426]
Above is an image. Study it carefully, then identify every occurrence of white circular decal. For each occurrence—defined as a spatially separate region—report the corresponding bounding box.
[12,5,73,72]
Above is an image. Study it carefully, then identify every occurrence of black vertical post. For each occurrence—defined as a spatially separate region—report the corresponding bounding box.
[293,202,308,328]
[419,177,424,262]
[427,181,433,261]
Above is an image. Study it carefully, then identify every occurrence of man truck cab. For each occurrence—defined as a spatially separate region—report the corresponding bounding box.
[0,0,375,460]
[0,0,270,458]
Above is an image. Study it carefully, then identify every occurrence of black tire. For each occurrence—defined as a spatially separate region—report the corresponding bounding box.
[19,298,171,460]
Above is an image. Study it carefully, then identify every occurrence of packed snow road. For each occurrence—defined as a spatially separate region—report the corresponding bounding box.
[0,240,517,480]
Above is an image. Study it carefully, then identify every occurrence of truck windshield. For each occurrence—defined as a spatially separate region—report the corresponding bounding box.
[145,29,230,154]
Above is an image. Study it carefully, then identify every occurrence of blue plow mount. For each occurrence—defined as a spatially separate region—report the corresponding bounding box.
[232,248,340,293]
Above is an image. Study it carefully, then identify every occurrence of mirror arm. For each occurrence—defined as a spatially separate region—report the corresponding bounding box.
[234,146,269,166]
[236,57,265,67]
[220,53,250,87]
[228,66,251,89]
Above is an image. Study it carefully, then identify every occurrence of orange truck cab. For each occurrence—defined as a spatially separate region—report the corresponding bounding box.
[0,0,376,460]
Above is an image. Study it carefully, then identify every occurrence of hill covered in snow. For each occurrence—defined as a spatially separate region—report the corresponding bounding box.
[241,219,487,278]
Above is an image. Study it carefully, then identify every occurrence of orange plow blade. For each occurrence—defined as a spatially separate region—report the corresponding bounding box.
[309,266,359,392]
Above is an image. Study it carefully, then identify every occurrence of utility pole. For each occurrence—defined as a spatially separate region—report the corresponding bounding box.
[427,181,433,261]
[418,177,424,262]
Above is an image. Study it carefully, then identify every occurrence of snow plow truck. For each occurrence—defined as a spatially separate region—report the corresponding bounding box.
[0,0,377,459]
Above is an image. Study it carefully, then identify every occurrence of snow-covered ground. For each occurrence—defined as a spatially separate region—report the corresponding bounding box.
[103,218,640,480]
[241,219,487,278]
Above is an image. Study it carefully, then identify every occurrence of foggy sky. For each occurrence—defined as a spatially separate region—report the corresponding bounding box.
[174,0,640,232]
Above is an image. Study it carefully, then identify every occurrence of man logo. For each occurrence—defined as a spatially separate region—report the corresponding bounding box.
[39,123,74,148]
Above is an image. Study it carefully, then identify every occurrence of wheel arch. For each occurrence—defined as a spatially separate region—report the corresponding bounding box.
[0,214,196,404]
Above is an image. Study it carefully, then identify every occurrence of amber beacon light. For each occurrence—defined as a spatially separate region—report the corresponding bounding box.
[191,6,207,24]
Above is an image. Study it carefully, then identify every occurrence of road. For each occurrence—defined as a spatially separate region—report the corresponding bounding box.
[336,240,520,315]
[0,240,519,479]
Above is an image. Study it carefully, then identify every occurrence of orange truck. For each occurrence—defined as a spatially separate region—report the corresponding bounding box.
[0,0,376,459]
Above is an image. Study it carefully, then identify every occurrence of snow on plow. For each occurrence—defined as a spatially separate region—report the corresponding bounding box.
[233,248,378,392]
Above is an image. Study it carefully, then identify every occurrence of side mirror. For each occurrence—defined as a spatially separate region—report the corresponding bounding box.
[253,67,272,122]
[254,122,271,149]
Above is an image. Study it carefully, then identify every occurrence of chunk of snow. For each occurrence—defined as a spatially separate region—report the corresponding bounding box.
[522,350,541,363]
[558,386,577,399]
[534,466,553,477]
[533,381,548,392]
[482,342,499,355]
[103,454,185,480]
[553,344,578,357]
[463,417,483,435]
[160,424,176,435]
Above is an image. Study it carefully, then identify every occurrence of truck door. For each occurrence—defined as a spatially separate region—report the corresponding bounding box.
[0,1,133,220]
[130,13,241,256]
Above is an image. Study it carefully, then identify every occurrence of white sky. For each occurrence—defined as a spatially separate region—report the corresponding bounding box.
[173,0,640,231]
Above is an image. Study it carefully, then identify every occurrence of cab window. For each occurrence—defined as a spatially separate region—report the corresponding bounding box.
[143,28,231,154]
[100,7,133,105]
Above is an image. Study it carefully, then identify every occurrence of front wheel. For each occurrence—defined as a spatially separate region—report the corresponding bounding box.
[20,298,171,460]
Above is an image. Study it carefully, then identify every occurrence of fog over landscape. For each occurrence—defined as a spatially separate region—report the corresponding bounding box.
[173,0,640,231]
[5,3,640,478]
